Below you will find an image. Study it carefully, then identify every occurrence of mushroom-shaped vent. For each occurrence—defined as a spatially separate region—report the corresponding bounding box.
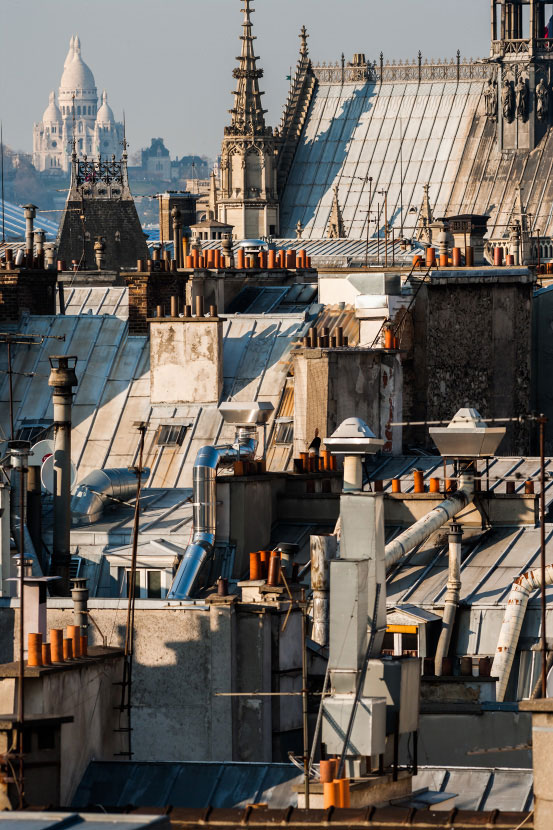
[325,417,385,455]
[429,407,506,458]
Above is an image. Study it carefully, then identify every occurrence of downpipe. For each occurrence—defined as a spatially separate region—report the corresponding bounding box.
[167,426,258,599]
[385,474,474,571]
[434,523,462,675]
[492,563,553,701]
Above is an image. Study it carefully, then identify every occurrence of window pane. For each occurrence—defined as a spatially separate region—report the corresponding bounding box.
[147,571,162,599]
[126,570,140,598]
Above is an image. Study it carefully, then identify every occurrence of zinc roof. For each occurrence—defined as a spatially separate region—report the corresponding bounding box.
[279,79,486,240]
[73,761,302,810]
[0,200,58,242]
[0,309,310,488]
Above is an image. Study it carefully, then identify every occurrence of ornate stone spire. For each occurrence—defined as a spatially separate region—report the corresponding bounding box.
[300,25,309,58]
[327,186,346,239]
[415,183,433,243]
[229,0,267,135]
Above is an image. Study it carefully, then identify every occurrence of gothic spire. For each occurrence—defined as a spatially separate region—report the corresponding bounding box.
[230,0,268,134]
[300,25,309,58]
[327,186,346,239]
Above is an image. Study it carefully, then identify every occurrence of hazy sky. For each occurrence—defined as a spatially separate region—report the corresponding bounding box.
[2,0,489,161]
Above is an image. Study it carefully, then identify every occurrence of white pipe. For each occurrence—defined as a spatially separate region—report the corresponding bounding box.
[492,563,553,701]
[385,478,473,571]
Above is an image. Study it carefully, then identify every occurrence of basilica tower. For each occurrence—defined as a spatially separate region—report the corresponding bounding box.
[490,0,553,151]
[33,35,123,173]
[217,0,280,239]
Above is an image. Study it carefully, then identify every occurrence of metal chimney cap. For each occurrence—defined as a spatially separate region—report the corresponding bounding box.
[219,401,274,425]
[429,407,506,458]
[325,417,385,455]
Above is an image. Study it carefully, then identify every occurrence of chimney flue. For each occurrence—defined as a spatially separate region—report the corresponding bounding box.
[23,204,37,257]
[48,356,78,594]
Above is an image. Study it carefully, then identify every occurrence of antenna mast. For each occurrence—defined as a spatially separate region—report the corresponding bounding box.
[1,123,5,243]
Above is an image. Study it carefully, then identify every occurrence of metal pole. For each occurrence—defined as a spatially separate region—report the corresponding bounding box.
[122,423,146,760]
[7,340,14,440]
[17,461,25,807]
[400,120,404,239]
[540,415,548,698]
[377,202,381,265]
[301,588,310,809]
[1,123,5,243]
[384,192,388,268]
[9,440,30,808]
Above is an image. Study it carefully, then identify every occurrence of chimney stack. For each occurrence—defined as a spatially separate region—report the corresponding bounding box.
[48,355,78,594]
[23,204,37,258]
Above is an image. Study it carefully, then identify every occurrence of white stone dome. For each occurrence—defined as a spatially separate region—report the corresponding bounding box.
[42,91,62,123]
[60,35,96,91]
[96,91,115,125]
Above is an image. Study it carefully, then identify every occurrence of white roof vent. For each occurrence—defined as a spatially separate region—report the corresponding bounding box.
[429,407,506,458]
[325,417,385,455]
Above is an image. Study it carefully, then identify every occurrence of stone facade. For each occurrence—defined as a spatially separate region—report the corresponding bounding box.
[408,269,535,454]
[217,0,280,239]
[293,347,403,458]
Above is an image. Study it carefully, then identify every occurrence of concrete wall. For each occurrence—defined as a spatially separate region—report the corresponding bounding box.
[401,710,532,769]
[293,348,402,457]
[533,286,553,453]
[218,476,286,578]
[0,651,122,806]
[149,318,223,404]
[409,273,534,454]
[0,598,303,769]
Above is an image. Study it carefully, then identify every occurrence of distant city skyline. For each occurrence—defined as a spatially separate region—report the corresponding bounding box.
[2,0,489,162]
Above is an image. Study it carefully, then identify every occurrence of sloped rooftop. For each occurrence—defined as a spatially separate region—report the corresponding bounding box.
[280,77,487,239]
[0,308,310,488]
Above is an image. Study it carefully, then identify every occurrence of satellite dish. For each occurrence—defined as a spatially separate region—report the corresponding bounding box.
[29,439,54,467]
[41,455,77,495]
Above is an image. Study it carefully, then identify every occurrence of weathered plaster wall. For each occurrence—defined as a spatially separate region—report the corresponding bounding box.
[410,277,533,453]
[293,349,403,457]
[0,599,303,771]
[149,319,223,404]
[0,652,122,805]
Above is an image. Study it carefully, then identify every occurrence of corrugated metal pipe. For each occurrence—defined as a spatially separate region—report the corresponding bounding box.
[70,468,151,526]
[384,476,474,571]
[310,534,337,646]
[434,523,463,675]
[167,425,258,599]
[492,564,553,702]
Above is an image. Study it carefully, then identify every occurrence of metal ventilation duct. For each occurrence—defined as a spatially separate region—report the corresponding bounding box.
[167,401,273,600]
[70,468,151,526]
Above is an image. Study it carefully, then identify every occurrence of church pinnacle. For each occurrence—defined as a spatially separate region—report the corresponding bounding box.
[230,0,268,134]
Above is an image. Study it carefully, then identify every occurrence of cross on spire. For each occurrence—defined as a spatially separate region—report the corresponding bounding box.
[229,0,267,134]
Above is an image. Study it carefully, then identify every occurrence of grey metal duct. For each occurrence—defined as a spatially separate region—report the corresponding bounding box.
[167,401,274,600]
[70,467,151,526]
[434,522,462,675]
[167,427,258,599]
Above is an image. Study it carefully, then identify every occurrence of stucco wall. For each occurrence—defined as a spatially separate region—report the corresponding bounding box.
[410,277,533,454]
